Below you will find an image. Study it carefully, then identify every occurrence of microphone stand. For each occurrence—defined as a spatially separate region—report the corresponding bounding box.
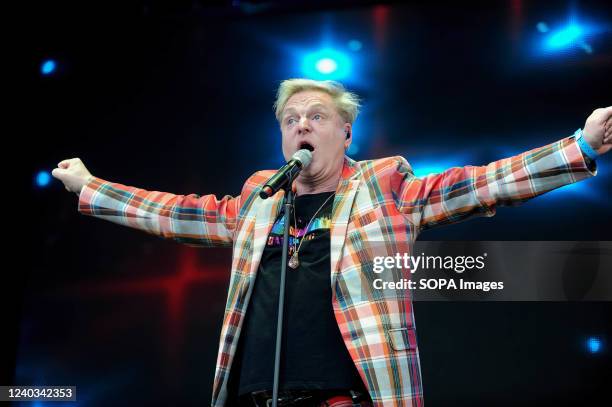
[271,174,294,407]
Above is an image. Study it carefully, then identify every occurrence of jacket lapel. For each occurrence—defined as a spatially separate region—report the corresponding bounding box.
[250,190,284,277]
[330,157,361,286]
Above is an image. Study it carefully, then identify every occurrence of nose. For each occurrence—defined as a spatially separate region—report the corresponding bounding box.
[297,116,311,134]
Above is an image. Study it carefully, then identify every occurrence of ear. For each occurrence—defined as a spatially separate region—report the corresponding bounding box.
[343,123,352,150]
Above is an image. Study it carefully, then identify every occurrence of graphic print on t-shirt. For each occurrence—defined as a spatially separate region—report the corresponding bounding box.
[266,208,332,254]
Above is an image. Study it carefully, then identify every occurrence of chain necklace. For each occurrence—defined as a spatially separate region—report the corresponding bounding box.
[287,192,335,269]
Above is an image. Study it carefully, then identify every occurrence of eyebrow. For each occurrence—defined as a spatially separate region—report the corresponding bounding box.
[283,103,330,118]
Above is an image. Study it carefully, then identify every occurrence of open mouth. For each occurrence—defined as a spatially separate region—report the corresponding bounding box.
[299,141,315,152]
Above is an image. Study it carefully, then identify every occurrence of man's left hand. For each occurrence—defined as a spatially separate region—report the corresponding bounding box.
[583,106,612,155]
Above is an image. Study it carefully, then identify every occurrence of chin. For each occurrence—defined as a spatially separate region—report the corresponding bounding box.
[300,162,321,178]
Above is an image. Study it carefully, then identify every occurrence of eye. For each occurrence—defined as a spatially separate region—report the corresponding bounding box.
[286,117,296,126]
[312,114,322,121]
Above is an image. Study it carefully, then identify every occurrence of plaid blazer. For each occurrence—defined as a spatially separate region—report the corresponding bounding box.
[78,135,596,406]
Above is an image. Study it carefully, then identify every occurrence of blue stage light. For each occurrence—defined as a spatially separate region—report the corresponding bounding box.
[545,24,583,50]
[41,60,56,75]
[580,42,593,54]
[348,40,362,51]
[410,154,473,178]
[412,166,447,178]
[35,170,51,187]
[586,337,602,354]
[316,58,338,74]
[302,49,351,80]
[533,17,606,57]
[536,22,549,33]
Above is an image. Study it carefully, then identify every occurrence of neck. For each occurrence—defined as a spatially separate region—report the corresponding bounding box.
[294,170,341,196]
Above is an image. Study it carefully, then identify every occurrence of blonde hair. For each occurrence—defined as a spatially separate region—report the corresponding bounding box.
[273,78,361,125]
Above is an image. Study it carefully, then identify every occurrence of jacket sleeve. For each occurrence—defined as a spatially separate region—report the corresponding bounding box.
[78,177,242,247]
[393,135,597,231]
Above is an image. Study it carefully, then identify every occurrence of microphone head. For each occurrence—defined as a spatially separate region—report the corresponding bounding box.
[292,149,313,168]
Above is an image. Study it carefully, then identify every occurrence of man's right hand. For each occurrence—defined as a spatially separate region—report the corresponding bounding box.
[51,158,94,196]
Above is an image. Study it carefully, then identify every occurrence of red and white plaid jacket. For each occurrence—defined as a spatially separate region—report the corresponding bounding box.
[78,135,595,406]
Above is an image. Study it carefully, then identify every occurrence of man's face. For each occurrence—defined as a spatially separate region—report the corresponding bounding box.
[280,90,351,180]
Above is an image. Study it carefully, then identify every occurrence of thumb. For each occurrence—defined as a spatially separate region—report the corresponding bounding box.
[596,143,612,155]
[51,168,67,180]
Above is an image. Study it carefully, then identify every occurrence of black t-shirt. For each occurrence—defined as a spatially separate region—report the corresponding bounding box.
[228,191,366,397]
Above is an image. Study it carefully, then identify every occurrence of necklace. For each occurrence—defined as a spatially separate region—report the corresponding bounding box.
[288,192,335,269]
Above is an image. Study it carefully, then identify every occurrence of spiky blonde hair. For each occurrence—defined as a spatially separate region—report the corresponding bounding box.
[273,78,361,125]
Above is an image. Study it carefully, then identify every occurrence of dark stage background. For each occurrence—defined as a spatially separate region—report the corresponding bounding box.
[10,0,612,406]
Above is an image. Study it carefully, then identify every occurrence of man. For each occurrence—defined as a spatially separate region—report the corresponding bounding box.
[52,79,611,407]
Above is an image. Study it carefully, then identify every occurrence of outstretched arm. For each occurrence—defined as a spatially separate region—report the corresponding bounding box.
[394,107,610,230]
[52,158,240,247]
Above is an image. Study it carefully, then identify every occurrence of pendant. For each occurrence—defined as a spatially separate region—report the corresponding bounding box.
[288,252,300,269]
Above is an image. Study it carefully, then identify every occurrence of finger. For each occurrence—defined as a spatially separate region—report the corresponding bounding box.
[600,106,612,124]
[51,168,66,179]
[58,159,72,169]
[598,144,612,155]
[594,107,612,125]
[58,158,80,168]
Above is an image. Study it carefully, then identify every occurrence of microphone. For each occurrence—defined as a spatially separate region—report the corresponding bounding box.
[259,149,313,199]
